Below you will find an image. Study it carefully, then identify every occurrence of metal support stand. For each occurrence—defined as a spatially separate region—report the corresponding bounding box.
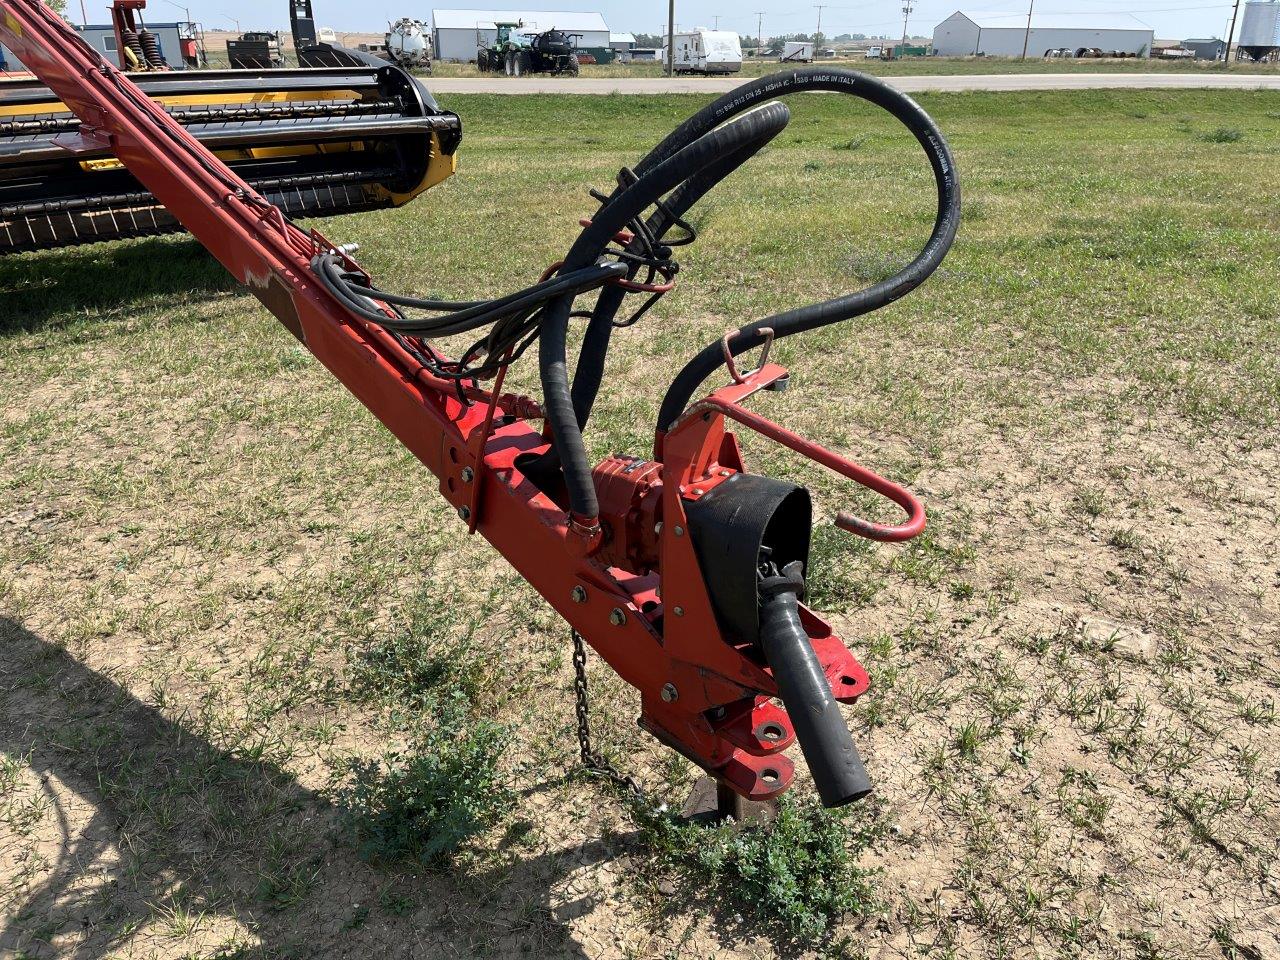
[681,775,778,825]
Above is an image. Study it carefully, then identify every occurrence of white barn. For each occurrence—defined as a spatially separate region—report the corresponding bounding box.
[932,11,1154,58]
[432,9,610,62]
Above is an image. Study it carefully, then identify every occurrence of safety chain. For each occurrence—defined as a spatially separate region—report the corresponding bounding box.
[571,630,646,799]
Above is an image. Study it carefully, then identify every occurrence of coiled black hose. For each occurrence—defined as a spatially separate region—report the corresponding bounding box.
[314,68,960,526]
[541,68,961,521]
[537,100,793,520]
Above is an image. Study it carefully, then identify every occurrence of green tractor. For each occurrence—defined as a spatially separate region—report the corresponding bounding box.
[477,21,581,76]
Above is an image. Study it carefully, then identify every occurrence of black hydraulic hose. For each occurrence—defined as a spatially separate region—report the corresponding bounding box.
[537,101,793,522]
[312,254,627,337]
[649,69,961,433]
[571,118,794,422]
[567,110,790,443]
[758,562,871,808]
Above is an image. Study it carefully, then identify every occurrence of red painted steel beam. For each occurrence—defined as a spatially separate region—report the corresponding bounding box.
[0,0,919,802]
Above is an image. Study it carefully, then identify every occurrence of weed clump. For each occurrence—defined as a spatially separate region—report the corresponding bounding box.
[338,586,510,866]
[350,590,483,705]
[634,794,881,943]
[1199,127,1243,143]
[334,691,511,866]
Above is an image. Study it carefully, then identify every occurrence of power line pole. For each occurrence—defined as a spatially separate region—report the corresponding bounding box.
[713,15,719,29]
[814,4,825,47]
[1225,0,1242,63]
[1020,0,1034,60]
[901,2,914,52]
[756,11,764,59]
[666,0,675,76]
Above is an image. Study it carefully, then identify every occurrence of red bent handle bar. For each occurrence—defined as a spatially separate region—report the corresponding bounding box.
[686,395,927,544]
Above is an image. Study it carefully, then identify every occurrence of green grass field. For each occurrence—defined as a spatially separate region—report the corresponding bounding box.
[1,88,1278,959]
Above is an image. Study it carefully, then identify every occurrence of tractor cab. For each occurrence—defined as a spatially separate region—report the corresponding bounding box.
[493,21,523,45]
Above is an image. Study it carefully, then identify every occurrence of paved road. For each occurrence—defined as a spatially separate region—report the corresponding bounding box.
[428,72,1280,95]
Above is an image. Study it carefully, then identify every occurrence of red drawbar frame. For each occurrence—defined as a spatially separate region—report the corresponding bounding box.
[0,0,925,801]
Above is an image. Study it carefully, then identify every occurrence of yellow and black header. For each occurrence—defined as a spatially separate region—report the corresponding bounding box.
[0,61,460,254]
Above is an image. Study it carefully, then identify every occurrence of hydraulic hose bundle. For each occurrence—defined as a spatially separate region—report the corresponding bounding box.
[314,67,961,525]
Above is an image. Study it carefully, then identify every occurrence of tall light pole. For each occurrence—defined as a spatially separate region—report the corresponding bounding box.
[712,15,719,29]
[1020,0,1034,60]
[1225,0,1242,63]
[756,10,764,59]
[901,2,913,52]
[666,0,674,76]
[160,0,192,26]
[222,13,241,32]
[814,4,825,49]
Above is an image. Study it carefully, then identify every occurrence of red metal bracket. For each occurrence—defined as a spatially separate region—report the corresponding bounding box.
[672,364,927,544]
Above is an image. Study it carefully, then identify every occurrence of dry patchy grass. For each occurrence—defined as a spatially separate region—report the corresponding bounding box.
[1,89,1278,959]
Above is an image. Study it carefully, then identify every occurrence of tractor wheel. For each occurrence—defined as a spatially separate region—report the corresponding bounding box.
[516,50,531,75]
[568,54,580,76]
[504,51,514,75]
[477,50,488,71]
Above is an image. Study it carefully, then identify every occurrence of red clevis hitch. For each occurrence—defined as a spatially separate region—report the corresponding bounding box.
[617,353,926,807]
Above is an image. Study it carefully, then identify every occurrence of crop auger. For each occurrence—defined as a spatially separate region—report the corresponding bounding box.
[0,0,960,816]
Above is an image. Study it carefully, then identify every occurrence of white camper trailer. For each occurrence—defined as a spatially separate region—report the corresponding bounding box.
[779,40,813,62]
[670,28,742,73]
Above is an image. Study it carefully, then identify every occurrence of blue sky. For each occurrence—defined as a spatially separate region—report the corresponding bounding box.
[185,1,1243,42]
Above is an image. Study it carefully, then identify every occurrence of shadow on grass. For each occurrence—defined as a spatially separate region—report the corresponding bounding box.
[0,237,238,336]
[0,618,609,959]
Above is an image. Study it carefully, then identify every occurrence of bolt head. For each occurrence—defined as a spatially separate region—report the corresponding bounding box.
[461,467,474,482]
[457,505,471,521]
[691,488,704,496]
[609,607,626,626]
[673,525,684,537]
[661,683,678,703]
[673,606,685,617]
[571,585,587,604]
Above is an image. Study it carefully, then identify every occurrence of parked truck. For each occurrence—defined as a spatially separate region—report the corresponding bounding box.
[670,28,742,74]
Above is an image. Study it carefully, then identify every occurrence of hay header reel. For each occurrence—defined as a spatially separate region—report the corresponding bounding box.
[0,0,960,812]
[0,23,458,254]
